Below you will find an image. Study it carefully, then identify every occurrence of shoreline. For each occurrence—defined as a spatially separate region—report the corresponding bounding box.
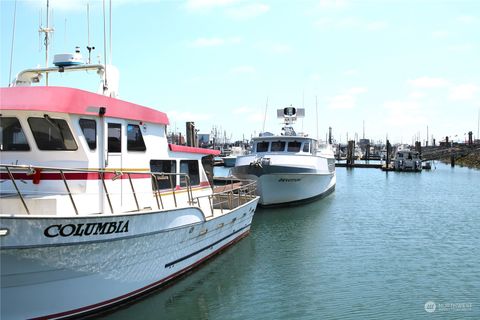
[439,151,480,169]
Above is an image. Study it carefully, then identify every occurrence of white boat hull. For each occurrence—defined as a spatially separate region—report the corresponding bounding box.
[0,200,258,319]
[258,172,335,205]
[237,171,335,206]
[232,155,336,206]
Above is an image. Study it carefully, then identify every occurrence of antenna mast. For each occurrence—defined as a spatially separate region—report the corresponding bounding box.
[86,3,95,64]
[39,0,54,85]
[102,0,108,93]
[8,0,17,86]
[262,97,268,133]
[316,96,319,141]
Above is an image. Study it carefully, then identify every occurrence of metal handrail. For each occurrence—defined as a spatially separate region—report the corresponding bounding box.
[0,164,195,216]
[194,179,257,218]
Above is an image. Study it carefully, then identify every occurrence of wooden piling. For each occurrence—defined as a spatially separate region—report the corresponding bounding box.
[347,140,355,167]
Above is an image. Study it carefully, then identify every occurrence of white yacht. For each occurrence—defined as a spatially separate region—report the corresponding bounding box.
[231,107,336,206]
[221,146,247,167]
[0,54,259,318]
[393,149,423,171]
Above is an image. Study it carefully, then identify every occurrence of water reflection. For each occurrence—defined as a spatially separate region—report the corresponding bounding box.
[103,163,480,319]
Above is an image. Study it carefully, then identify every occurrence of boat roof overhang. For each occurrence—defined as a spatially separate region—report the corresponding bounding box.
[169,144,220,156]
[252,135,313,141]
[0,86,169,125]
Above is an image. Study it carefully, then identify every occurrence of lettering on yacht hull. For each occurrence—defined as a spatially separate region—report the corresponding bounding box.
[278,178,301,182]
[44,220,130,238]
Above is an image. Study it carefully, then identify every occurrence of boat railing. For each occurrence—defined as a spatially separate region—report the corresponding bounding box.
[0,164,256,218]
[0,164,195,216]
[194,177,257,218]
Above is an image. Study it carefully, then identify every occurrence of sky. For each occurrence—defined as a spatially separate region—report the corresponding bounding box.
[1,0,480,145]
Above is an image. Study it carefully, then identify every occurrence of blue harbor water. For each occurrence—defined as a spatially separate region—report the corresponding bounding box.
[103,163,479,319]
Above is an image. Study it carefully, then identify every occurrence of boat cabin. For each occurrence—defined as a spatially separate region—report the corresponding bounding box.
[0,86,218,215]
[393,150,422,171]
[251,137,316,154]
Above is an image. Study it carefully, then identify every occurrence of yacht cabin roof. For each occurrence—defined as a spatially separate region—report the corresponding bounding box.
[0,86,169,126]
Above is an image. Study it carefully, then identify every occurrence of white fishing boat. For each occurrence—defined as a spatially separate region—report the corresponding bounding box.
[221,146,247,167]
[0,54,259,318]
[393,149,423,171]
[231,107,336,206]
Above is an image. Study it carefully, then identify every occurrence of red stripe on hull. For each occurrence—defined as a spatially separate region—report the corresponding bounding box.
[0,172,152,181]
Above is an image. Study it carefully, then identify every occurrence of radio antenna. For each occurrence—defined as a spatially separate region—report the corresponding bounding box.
[8,0,17,86]
[262,97,269,133]
[86,3,95,64]
[102,0,108,92]
[315,95,319,141]
[39,0,54,85]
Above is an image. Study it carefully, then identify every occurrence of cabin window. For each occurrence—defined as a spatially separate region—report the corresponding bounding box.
[108,123,122,153]
[150,160,177,189]
[180,160,200,186]
[0,117,30,151]
[28,116,77,151]
[256,141,269,152]
[127,124,146,151]
[79,119,97,150]
[271,141,286,152]
[287,141,301,152]
[303,142,310,153]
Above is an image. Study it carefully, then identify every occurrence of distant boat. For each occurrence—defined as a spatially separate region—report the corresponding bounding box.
[222,146,247,167]
[231,106,336,206]
[393,150,423,171]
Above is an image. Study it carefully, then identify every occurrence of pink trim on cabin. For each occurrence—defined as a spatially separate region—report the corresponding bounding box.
[0,86,169,125]
[169,144,220,156]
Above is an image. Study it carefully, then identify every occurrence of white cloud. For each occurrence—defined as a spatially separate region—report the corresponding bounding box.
[328,87,367,109]
[348,87,367,95]
[408,76,450,88]
[25,0,90,11]
[457,15,477,24]
[27,0,160,11]
[225,3,270,20]
[449,84,479,100]
[190,36,241,47]
[448,44,473,53]
[318,0,348,9]
[432,30,450,38]
[186,0,239,10]
[167,110,213,122]
[269,43,292,53]
[191,37,225,47]
[328,94,356,109]
[314,17,387,31]
[230,65,256,74]
[343,69,358,76]
[310,73,321,81]
[384,100,425,126]
[409,91,426,99]
[232,106,253,114]
[366,21,387,31]
[255,42,292,54]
